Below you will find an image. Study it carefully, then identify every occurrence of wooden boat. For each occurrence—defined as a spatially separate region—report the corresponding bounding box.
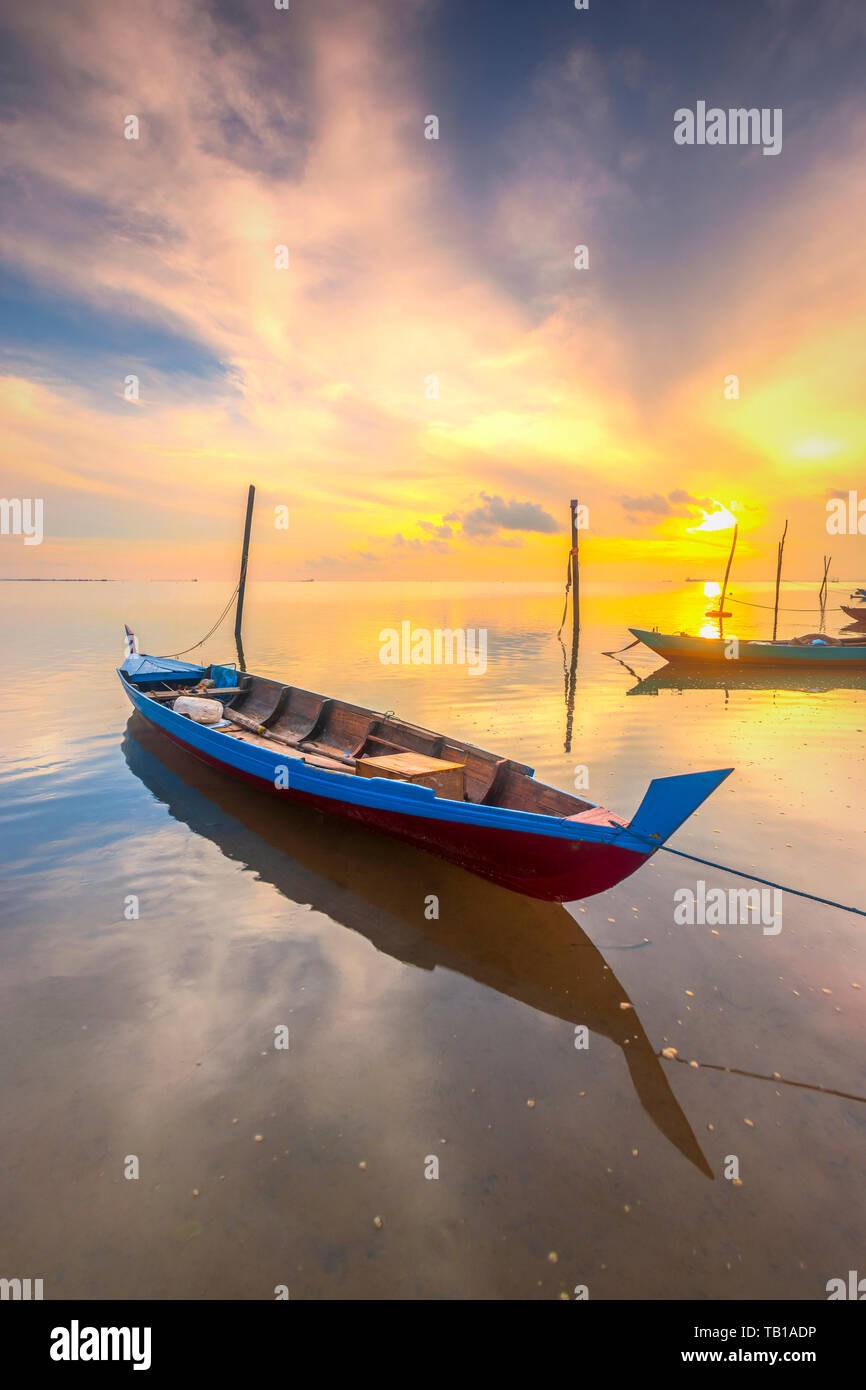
[630,627,866,668]
[118,632,732,903]
[122,713,712,1174]
[841,605,866,623]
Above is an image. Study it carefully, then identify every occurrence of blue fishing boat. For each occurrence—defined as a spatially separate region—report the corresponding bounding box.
[117,629,732,902]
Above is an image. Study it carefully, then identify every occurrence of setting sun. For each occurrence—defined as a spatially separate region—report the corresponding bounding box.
[688,503,739,535]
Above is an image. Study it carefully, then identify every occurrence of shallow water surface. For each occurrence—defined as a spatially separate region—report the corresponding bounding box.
[0,580,863,1298]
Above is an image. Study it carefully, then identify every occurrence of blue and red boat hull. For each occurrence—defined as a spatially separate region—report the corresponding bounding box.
[118,657,732,903]
[154,722,648,900]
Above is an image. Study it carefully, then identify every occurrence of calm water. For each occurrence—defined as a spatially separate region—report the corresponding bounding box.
[0,580,863,1299]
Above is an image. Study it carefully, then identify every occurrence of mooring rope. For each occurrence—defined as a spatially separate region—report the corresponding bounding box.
[602,637,641,656]
[727,596,841,612]
[166,584,240,658]
[660,1053,866,1105]
[555,551,574,639]
[660,846,865,917]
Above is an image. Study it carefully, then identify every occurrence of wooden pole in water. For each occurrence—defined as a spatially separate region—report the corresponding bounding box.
[718,522,738,615]
[570,498,580,637]
[562,500,581,753]
[818,554,831,605]
[235,483,255,658]
[818,554,831,631]
[771,519,788,642]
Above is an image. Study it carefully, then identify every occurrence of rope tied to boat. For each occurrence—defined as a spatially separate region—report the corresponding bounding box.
[602,637,641,656]
[660,846,865,918]
[165,584,240,658]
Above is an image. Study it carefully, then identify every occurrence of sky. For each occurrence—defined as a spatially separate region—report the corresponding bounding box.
[0,0,864,580]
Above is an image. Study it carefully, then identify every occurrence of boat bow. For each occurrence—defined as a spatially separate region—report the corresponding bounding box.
[618,768,734,852]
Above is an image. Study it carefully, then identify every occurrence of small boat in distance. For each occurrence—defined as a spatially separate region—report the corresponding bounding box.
[118,631,732,903]
[630,627,866,667]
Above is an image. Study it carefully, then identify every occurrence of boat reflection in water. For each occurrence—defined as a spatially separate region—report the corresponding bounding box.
[627,664,866,698]
[123,711,712,1178]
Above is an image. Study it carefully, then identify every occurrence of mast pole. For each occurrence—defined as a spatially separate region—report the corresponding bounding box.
[718,522,738,615]
[570,498,580,638]
[772,519,788,642]
[235,483,256,661]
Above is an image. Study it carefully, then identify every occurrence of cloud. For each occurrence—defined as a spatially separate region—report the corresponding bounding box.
[0,0,864,582]
[619,490,714,520]
[460,493,560,539]
[306,547,383,573]
[618,493,673,515]
[668,489,713,509]
[392,529,449,553]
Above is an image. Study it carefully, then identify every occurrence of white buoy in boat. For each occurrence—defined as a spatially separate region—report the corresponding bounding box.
[172,696,224,724]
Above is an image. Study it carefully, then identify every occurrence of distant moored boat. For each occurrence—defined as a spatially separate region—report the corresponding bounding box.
[630,627,866,667]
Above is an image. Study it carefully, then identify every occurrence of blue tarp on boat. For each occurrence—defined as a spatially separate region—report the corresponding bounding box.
[120,653,207,686]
